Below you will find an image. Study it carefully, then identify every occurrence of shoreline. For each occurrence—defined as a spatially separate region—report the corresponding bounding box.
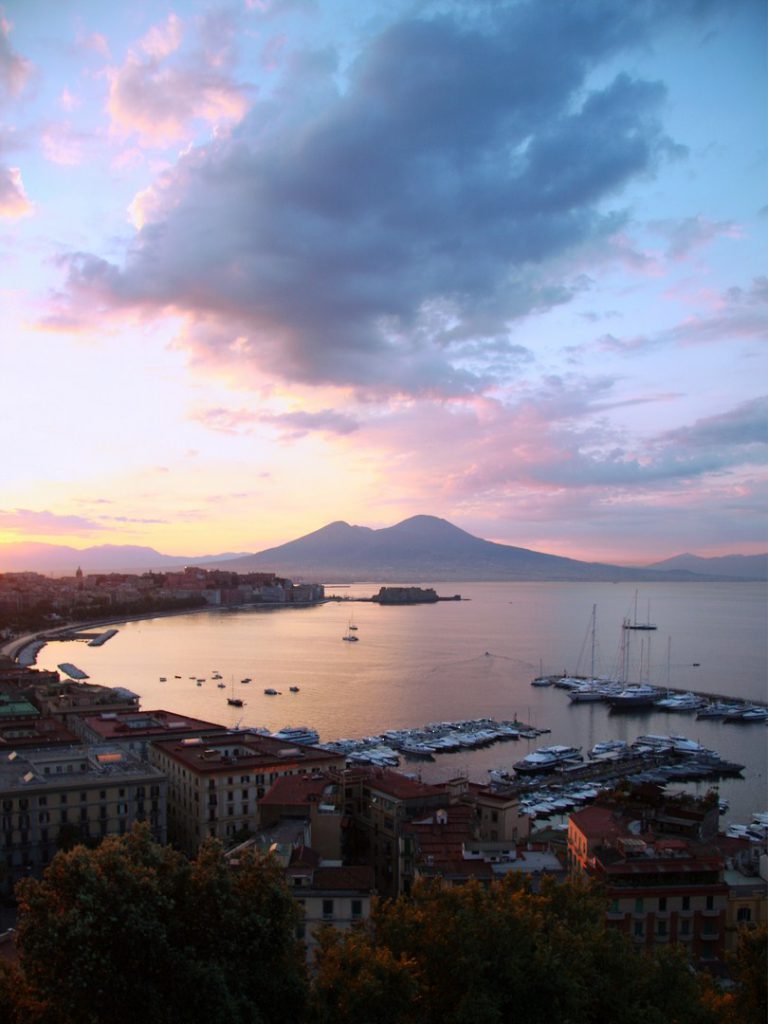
[1,599,326,665]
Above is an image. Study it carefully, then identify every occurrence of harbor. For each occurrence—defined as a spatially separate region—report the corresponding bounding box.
[21,580,767,827]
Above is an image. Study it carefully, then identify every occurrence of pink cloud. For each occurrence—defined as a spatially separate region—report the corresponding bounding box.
[107,14,249,146]
[0,12,31,101]
[0,164,32,218]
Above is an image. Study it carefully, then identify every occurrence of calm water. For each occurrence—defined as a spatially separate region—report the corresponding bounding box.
[34,582,767,825]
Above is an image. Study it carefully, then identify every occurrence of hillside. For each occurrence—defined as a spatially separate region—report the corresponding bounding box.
[0,542,248,574]
[646,552,767,580]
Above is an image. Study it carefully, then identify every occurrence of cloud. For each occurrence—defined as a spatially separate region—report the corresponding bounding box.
[659,395,768,450]
[648,215,741,260]
[56,1,684,397]
[194,405,359,437]
[40,122,87,166]
[107,12,249,145]
[0,509,105,535]
[597,276,768,354]
[0,12,31,101]
[0,163,32,218]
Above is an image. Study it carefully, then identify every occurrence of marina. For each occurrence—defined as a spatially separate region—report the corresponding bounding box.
[23,580,767,827]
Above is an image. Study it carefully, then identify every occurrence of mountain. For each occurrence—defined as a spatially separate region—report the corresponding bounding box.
[0,542,250,574]
[646,552,767,580]
[3,518,754,581]
[205,515,719,582]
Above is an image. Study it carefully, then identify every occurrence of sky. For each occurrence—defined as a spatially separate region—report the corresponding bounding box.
[1,0,766,564]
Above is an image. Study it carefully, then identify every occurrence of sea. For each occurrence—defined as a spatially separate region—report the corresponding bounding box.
[32,581,767,828]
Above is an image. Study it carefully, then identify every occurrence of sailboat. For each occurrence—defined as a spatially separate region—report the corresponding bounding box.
[227,677,244,707]
[342,618,359,641]
[624,590,657,630]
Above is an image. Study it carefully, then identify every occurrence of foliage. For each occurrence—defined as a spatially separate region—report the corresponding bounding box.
[710,924,768,1024]
[12,824,307,1024]
[312,876,717,1024]
[310,925,419,1024]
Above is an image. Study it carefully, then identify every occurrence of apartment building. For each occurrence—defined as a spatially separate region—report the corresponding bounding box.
[73,708,228,758]
[149,731,345,855]
[0,743,167,893]
[568,801,728,969]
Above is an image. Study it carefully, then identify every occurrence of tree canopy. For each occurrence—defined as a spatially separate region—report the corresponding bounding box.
[0,829,762,1024]
[8,825,307,1024]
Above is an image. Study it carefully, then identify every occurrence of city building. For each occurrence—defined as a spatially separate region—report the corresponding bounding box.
[334,766,452,896]
[568,798,728,970]
[149,731,345,855]
[0,743,167,893]
[73,709,228,758]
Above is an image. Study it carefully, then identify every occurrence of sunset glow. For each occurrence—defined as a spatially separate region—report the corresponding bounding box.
[2,0,765,563]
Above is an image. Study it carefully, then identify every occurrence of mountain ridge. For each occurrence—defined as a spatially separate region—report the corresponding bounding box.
[0,517,762,581]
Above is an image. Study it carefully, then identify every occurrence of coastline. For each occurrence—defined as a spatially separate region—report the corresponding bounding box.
[1,599,326,665]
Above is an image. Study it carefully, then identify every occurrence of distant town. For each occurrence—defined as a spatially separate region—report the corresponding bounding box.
[0,566,325,639]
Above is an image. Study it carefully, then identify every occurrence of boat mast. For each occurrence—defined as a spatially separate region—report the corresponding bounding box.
[590,604,597,680]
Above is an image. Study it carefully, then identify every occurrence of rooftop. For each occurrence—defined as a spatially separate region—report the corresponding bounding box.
[152,730,343,774]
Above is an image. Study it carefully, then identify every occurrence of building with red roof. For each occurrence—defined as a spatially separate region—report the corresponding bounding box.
[568,794,728,971]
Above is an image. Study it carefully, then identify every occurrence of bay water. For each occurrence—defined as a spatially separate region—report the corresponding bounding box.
[33,581,767,826]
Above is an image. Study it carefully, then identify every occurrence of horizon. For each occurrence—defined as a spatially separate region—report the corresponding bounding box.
[1,513,766,570]
[2,2,766,563]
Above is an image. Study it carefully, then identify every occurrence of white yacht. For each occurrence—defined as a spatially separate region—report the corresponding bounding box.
[272,726,320,746]
[512,745,582,775]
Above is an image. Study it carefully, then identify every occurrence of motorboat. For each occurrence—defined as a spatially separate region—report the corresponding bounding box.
[654,692,706,712]
[605,684,661,709]
[227,697,244,707]
[264,688,280,696]
[272,726,320,745]
[589,739,629,758]
[512,745,583,775]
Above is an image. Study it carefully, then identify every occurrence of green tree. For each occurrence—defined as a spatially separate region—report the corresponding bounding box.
[14,824,307,1024]
[310,876,715,1024]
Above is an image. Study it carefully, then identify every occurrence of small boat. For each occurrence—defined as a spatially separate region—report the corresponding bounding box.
[342,632,359,642]
[289,686,300,692]
[531,676,554,687]
[264,688,279,696]
[217,682,226,689]
[159,677,167,682]
[196,681,202,687]
[227,697,244,707]
[174,675,181,679]
[241,677,252,684]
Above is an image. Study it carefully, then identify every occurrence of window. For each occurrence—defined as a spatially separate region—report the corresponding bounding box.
[322,899,334,920]
[679,919,691,936]
[60,794,68,804]
[633,920,644,938]
[737,908,752,924]
[658,897,667,912]
[706,895,714,911]
[657,920,667,937]
[682,896,690,911]
[351,899,362,919]
[80,792,87,802]
[634,898,644,913]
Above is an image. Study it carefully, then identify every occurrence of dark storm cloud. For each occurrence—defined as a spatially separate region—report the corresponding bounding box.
[58,1,681,395]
